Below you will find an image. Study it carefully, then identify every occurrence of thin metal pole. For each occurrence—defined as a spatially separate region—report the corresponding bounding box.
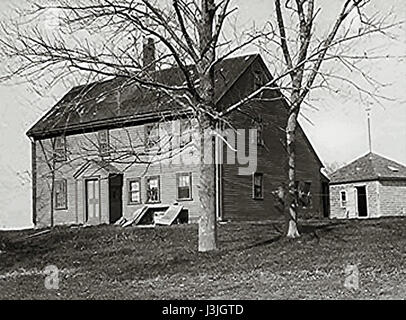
[367,108,372,153]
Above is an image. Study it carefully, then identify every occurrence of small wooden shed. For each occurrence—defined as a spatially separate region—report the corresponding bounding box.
[329,152,406,219]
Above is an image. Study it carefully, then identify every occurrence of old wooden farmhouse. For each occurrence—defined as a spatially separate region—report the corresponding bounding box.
[329,152,406,219]
[27,51,328,228]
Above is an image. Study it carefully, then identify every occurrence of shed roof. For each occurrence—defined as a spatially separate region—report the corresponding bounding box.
[27,54,259,138]
[330,152,406,184]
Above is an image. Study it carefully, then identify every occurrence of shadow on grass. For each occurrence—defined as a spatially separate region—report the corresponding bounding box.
[299,221,347,235]
[230,221,349,251]
[244,234,283,249]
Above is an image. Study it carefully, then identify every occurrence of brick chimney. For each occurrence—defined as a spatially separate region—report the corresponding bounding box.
[143,37,156,73]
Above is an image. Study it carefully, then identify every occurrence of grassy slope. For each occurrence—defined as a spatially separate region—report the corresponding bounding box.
[0,218,405,299]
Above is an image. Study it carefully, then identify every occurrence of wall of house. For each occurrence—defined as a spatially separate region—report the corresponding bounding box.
[111,122,202,222]
[378,180,406,217]
[32,55,326,227]
[219,58,324,221]
[34,138,82,228]
[33,118,202,228]
[329,181,380,219]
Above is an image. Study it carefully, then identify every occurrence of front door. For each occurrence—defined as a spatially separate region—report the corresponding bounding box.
[356,186,368,217]
[109,174,123,224]
[85,179,101,224]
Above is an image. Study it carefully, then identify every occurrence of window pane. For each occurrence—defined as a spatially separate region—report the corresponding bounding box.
[254,174,262,187]
[98,130,110,155]
[253,173,263,198]
[131,191,140,203]
[128,180,140,203]
[55,136,65,149]
[145,124,160,150]
[99,130,108,142]
[254,71,263,90]
[179,174,190,187]
[178,187,190,199]
[303,182,311,194]
[177,173,191,199]
[130,181,140,192]
[54,136,66,161]
[55,181,61,193]
[55,180,67,209]
[149,178,158,188]
[147,177,160,202]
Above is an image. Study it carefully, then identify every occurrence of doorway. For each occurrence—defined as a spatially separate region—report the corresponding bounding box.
[356,186,368,217]
[85,178,101,224]
[321,182,330,218]
[109,174,123,224]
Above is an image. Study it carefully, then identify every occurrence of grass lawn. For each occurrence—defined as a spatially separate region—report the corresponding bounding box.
[0,218,405,299]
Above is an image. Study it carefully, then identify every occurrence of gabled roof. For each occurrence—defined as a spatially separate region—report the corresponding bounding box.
[330,152,406,184]
[27,54,259,138]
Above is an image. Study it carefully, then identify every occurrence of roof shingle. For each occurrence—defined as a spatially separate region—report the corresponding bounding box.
[330,152,406,184]
[27,54,259,138]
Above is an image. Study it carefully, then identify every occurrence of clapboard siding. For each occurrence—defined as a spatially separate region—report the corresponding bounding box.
[33,118,202,227]
[220,58,324,221]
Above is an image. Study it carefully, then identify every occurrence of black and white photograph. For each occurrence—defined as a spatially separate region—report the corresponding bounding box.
[0,0,405,303]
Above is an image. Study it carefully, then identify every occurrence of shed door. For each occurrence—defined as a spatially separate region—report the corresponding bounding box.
[86,179,101,224]
[356,186,368,217]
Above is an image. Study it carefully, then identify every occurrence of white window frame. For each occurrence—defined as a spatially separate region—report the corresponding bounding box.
[98,129,110,157]
[176,172,193,201]
[340,190,347,208]
[146,176,161,203]
[54,135,67,162]
[128,178,141,205]
[54,179,68,210]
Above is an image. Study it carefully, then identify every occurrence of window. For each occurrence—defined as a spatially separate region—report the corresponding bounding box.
[297,181,312,208]
[251,117,264,146]
[253,173,264,199]
[257,123,264,146]
[160,122,173,151]
[145,123,160,150]
[54,136,66,161]
[295,181,312,208]
[177,173,192,200]
[98,130,110,156]
[54,179,67,210]
[128,179,141,204]
[388,165,399,172]
[146,176,160,203]
[180,118,192,147]
[340,190,347,208]
[254,70,263,91]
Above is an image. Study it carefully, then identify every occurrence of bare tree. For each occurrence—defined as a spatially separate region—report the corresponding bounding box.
[270,0,401,237]
[219,0,400,238]
[0,0,268,251]
[0,0,400,243]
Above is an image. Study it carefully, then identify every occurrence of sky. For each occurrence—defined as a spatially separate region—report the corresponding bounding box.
[0,0,405,229]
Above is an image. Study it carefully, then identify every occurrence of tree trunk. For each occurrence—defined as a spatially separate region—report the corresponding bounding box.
[198,115,217,251]
[286,111,300,238]
[197,0,217,252]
